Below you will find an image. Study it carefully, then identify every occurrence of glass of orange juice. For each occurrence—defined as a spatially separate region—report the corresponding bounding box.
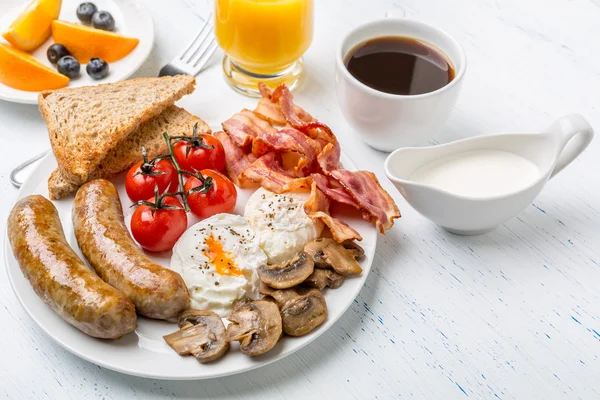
[215,0,314,97]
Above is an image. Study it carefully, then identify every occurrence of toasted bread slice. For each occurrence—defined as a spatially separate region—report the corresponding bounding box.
[39,75,196,186]
[48,106,211,200]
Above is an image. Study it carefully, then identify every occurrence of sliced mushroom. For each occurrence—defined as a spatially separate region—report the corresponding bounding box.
[226,300,282,356]
[259,281,276,296]
[304,239,363,277]
[268,288,304,308]
[342,240,365,261]
[304,238,337,268]
[304,268,345,290]
[163,310,229,363]
[322,245,362,276]
[257,251,314,289]
[266,288,327,337]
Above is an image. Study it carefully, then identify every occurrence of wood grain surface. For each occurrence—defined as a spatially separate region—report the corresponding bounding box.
[1,0,599,398]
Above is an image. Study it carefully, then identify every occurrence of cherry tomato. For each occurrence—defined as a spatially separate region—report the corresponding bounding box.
[130,196,187,252]
[173,125,226,173]
[184,170,237,219]
[125,156,178,202]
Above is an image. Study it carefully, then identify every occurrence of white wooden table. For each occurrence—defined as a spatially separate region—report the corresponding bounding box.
[2,0,600,398]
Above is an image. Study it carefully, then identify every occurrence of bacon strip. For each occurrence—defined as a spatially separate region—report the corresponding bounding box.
[311,173,359,208]
[242,152,311,194]
[304,181,362,242]
[316,142,341,172]
[218,83,401,236]
[252,128,321,176]
[255,83,312,126]
[330,170,401,233]
[222,109,276,149]
[214,131,256,187]
[254,98,287,125]
[252,128,320,159]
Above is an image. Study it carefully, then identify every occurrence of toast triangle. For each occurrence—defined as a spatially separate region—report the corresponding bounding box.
[47,105,210,199]
[39,75,196,185]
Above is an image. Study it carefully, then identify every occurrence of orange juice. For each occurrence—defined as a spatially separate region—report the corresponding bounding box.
[215,0,314,75]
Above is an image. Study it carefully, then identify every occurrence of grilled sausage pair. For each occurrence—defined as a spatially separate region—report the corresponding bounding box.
[8,180,189,339]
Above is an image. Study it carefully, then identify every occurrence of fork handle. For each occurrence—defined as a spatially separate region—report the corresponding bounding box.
[158,65,190,77]
[10,150,49,188]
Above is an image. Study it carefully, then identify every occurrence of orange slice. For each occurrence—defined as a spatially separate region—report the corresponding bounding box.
[52,20,139,63]
[2,0,62,52]
[0,43,69,91]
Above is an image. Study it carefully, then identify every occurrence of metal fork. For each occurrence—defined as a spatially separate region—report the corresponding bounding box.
[10,15,218,188]
[158,14,218,77]
[10,150,48,188]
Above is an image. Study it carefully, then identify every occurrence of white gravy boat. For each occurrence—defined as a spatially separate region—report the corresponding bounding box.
[384,114,594,235]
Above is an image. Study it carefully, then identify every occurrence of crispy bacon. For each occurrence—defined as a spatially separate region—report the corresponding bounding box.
[258,82,273,98]
[311,173,359,208]
[214,131,256,187]
[252,128,321,176]
[222,109,276,149]
[304,180,330,213]
[254,98,287,125]
[316,142,340,172]
[255,83,312,126]
[219,83,400,235]
[242,152,311,194]
[311,211,363,242]
[252,128,320,159]
[304,181,362,242]
[330,170,401,233]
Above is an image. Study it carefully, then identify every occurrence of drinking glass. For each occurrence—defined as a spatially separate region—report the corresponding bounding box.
[215,0,314,97]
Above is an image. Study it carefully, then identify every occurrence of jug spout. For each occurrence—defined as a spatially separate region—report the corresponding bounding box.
[384,147,432,183]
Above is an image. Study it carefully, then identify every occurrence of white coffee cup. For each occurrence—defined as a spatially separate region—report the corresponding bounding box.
[335,16,467,152]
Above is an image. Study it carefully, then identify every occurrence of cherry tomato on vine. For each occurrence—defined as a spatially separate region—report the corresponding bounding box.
[125,148,178,202]
[184,170,237,219]
[172,123,226,173]
[130,195,187,252]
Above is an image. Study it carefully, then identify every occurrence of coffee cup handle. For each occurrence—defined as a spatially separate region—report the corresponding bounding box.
[544,114,594,179]
[385,8,406,18]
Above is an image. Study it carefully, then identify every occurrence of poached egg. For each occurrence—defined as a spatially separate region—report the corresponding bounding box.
[244,187,324,264]
[170,214,267,317]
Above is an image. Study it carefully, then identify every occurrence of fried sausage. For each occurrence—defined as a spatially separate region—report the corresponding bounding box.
[8,195,137,339]
[72,179,190,320]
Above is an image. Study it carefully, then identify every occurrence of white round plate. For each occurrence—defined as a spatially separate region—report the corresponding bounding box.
[0,0,154,104]
[4,153,377,380]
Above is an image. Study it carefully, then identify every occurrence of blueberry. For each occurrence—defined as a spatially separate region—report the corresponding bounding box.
[86,58,109,80]
[92,11,115,31]
[47,44,70,64]
[57,56,81,79]
[76,2,98,24]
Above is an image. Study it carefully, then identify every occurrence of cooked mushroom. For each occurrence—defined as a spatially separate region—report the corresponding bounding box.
[259,281,276,296]
[264,288,327,337]
[304,268,345,290]
[257,251,314,289]
[163,310,229,363]
[226,300,282,356]
[304,238,337,268]
[267,288,304,307]
[322,244,362,276]
[342,240,365,261]
[304,239,363,276]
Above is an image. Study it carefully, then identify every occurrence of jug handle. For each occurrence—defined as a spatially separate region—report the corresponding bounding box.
[544,114,594,179]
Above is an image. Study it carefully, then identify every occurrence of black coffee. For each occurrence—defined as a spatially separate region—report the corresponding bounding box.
[344,36,455,95]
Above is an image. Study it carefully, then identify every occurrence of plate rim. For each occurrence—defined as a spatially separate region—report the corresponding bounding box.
[0,0,155,105]
[4,152,377,380]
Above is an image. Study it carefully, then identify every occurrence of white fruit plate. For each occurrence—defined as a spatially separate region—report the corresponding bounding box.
[0,0,154,104]
[4,152,377,380]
